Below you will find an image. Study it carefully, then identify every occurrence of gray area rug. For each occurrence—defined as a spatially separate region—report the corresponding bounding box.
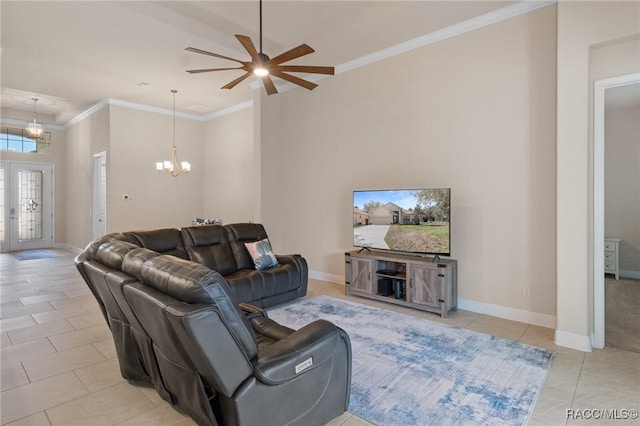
[12,249,60,261]
[268,295,554,426]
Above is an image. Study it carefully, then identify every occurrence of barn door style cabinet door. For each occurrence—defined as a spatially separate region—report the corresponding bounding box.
[345,250,457,318]
[344,254,374,295]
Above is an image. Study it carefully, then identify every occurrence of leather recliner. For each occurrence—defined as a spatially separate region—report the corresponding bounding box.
[180,223,308,308]
[123,228,189,259]
[123,255,352,426]
[80,240,172,402]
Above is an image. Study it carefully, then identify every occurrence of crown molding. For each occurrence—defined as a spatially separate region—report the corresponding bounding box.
[248,1,556,94]
[107,98,205,121]
[337,0,556,74]
[64,99,110,128]
[62,0,556,127]
[63,98,206,130]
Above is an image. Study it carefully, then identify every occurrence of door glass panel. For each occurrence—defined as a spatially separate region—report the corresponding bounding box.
[18,169,43,241]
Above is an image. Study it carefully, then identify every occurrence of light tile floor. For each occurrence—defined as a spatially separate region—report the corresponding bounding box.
[1,249,639,425]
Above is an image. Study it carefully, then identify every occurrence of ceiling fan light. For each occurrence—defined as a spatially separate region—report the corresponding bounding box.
[253,67,269,76]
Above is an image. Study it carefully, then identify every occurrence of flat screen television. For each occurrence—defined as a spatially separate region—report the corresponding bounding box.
[353,188,451,256]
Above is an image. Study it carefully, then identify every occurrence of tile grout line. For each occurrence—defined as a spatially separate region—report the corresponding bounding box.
[564,352,586,426]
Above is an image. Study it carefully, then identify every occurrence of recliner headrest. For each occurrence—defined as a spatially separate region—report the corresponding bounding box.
[123,228,186,258]
[122,248,160,281]
[181,225,227,248]
[225,223,268,242]
[84,233,126,259]
[95,240,140,270]
[140,255,231,304]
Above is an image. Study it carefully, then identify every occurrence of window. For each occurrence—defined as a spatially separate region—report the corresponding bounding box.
[0,127,52,153]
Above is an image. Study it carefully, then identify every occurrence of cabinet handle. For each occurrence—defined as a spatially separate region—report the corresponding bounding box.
[409,278,412,288]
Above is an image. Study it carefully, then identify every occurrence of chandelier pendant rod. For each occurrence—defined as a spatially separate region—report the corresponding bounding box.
[172,89,177,149]
[259,0,263,54]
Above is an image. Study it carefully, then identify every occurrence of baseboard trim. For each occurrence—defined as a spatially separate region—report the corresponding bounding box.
[54,243,83,254]
[620,269,640,280]
[554,330,592,352]
[457,298,556,329]
[309,270,345,285]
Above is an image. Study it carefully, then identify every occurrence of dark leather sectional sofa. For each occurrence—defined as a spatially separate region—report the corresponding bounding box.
[74,223,352,426]
[122,222,308,308]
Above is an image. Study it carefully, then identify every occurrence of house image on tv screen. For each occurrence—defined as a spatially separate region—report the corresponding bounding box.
[368,202,414,225]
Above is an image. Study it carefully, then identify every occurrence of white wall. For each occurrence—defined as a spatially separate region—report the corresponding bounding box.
[556,0,640,351]
[259,6,558,320]
[202,106,255,224]
[64,106,110,249]
[108,105,204,232]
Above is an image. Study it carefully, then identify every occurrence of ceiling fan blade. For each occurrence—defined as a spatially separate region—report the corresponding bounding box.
[235,35,261,62]
[272,71,318,91]
[268,44,315,66]
[186,67,245,74]
[222,72,252,90]
[277,65,335,75]
[185,47,246,65]
[261,75,278,95]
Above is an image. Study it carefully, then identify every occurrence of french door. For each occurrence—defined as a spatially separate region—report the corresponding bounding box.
[0,161,54,252]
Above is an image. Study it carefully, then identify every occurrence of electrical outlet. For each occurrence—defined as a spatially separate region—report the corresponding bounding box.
[523,287,531,298]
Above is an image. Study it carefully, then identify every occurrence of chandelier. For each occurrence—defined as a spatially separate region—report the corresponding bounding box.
[156,89,191,176]
[26,98,43,137]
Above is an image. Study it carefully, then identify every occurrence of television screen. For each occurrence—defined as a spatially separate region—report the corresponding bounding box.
[353,188,451,256]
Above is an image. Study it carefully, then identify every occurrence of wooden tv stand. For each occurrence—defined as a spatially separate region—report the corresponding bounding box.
[345,250,457,318]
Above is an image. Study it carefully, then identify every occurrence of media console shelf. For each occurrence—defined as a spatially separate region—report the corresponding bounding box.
[345,250,457,318]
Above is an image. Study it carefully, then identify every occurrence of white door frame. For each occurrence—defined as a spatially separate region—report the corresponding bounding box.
[93,151,107,239]
[0,161,7,252]
[592,72,640,349]
[2,161,54,252]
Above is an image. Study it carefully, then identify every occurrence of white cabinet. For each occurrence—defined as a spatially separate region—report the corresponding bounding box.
[604,238,620,280]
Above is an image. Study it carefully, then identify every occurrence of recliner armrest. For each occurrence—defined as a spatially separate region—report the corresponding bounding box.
[275,254,303,268]
[238,302,266,319]
[250,316,295,341]
[254,319,344,385]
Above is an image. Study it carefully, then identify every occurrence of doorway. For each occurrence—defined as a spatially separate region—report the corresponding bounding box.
[0,161,54,252]
[93,151,107,239]
[592,72,640,349]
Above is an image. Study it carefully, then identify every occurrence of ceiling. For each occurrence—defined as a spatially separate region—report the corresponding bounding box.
[2,1,525,125]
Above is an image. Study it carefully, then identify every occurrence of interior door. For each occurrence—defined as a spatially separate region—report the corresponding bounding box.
[93,151,107,238]
[2,162,54,252]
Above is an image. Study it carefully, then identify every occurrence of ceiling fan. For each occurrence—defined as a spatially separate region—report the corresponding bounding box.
[185,0,334,95]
